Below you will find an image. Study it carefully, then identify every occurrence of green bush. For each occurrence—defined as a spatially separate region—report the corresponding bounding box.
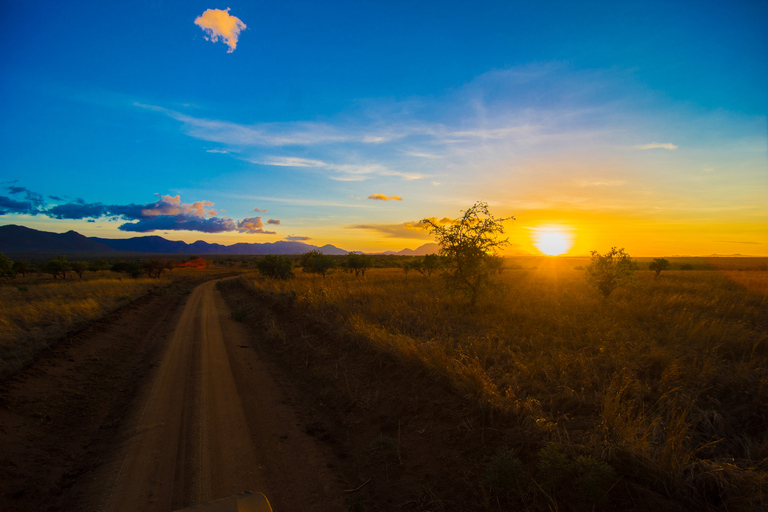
[256,255,294,280]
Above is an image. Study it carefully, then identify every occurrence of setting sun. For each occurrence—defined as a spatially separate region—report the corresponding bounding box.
[532,227,574,256]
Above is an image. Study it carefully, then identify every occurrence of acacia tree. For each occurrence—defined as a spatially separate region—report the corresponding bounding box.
[300,250,335,277]
[424,201,513,307]
[585,247,638,298]
[0,253,14,278]
[343,252,372,277]
[44,255,71,279]
[71,261,89,279]
[648,257,671,277]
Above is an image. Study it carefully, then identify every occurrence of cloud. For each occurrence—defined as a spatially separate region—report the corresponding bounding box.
[714,240,763,245]
[0,196,41,216]
[236,216,275,234]
[285,236,311,241]
[0,186,45,215]
[267,219,280,225]
[4,186,276,235]
[633,142,678,150]
[253,207,267,212]
[194,8,246,53]
[367,194,403,201]
[259,157,328,168]
[574,179,626,187]
[349,217,454,239]
[120,215,236,233]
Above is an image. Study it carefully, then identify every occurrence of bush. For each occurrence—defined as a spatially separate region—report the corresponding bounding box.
[299,250,335,276]
[585,247,637,298]
[256,255,293,280]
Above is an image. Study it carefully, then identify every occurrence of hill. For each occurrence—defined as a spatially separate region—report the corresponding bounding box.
[0,225,349,255]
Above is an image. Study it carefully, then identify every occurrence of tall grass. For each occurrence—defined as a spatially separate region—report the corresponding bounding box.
[244,263,768,508]
[0,276,159,378]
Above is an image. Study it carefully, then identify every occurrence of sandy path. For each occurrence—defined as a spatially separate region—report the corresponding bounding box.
[97,280,342,511]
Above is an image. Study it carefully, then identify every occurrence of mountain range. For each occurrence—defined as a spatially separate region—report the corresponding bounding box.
[0,224,438,256]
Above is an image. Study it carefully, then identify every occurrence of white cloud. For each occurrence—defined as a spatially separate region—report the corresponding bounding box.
[194,8,246,53]
[633,142,678,150]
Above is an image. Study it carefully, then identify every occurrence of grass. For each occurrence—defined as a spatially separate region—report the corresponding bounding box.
[0,273,160,379]
[240,259,768,510]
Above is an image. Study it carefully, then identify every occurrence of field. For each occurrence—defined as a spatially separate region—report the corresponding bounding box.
[0,265,231,379]
[236,257,768,510]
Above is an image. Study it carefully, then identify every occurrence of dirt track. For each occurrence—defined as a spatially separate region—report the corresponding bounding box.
[91,279,344,511]
[0,278,345,511]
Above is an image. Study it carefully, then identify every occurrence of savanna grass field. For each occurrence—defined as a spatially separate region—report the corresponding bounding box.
[0,265,228,379]
[235,256,768,510]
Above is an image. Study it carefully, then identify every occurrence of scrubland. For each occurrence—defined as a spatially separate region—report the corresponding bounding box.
[241,258,768,510]
[0,273,161,378]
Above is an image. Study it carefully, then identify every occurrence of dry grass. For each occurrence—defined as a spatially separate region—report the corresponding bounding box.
[0,274,160,379]
[243,260,768,509]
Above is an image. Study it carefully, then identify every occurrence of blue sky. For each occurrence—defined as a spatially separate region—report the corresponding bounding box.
[1,0,766,254]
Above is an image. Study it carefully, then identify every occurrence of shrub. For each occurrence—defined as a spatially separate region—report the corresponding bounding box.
[299,250,335,276]
[585,247,637,298]
[256,255,294,280]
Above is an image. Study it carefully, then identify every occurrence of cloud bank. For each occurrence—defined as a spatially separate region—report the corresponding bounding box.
[194,8,246,53]
[2,187,279,235]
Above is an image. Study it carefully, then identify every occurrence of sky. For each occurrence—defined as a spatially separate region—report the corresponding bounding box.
[1,0,766,256]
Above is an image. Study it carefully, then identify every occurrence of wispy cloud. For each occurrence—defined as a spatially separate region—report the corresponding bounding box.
[349,216,454,239]
[285,236,311,241]
[633,142,678,150]
[367,194,402,201]
[194,8,246,53]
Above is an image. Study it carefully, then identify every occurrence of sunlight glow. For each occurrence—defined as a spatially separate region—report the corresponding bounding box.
[532,226,574,256]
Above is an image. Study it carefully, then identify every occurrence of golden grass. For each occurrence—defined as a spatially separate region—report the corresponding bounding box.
[244,263,768,509]
[0,275,160,378]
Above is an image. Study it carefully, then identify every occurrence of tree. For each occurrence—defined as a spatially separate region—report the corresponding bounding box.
[424,201,513,306]
[299,250,335,277]
[585,247,638,298]
[12,260,30,277]
[44,255,71,279]
[648,257,671,277]
[343,252,372,277]
[0,253,14,278]
[256,255,294,280]
[111,261,144,278]
[71,261,89,279]
[143,259,169,278]
[419,253,443,277]
[90,259,111,272]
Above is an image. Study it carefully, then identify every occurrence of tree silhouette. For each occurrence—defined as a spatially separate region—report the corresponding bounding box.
[585,247,637,298]
[648,257,671,277]
[424,201,513,306]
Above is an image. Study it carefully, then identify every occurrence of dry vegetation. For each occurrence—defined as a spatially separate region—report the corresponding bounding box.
[0,273,161,379]
[240,258,768,510]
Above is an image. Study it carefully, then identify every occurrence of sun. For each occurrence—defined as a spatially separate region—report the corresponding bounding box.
[532,227,574,256]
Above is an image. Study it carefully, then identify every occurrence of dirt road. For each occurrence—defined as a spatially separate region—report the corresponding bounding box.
[93,279,344,511]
